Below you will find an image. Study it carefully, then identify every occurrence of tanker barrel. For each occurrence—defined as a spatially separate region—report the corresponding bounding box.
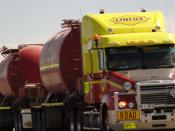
[40,22,82,94]
[0,44,43,97]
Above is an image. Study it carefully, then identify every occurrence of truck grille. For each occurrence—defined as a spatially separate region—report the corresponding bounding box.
[140,83,175,105]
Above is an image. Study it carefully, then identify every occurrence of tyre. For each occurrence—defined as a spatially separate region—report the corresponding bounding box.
[75,107,82,131]
[65,107,75,131]
[101,104,110,131]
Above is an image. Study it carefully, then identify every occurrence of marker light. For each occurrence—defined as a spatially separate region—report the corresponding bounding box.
[128,102,134,108]
[93,34,101,41]
[123,81,132,91]
[119,101,127,109]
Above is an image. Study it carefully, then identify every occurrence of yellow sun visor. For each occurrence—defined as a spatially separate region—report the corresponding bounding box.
[99,32,175,48]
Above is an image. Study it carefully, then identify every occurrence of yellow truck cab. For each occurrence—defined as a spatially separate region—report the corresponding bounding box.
[82,11,175,130]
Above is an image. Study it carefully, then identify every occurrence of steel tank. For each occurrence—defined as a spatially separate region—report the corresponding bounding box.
[40,24,82,93]
[0,45,43,96]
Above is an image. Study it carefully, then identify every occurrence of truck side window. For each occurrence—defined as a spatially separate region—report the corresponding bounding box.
[171,47,175,64]
[99,49,106,70]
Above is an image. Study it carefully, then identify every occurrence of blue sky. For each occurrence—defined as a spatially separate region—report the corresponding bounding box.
[0,0,175,48]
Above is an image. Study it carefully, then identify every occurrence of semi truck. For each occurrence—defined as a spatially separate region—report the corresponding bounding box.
[0,10,175,131]
[81,10,175,130]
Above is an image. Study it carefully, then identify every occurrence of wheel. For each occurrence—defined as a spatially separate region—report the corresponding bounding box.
[0,127,13,131]
[14,110,22,131]
[65,107,75,131]
[46,128,64,131]
[21,129,33,131]
[70,109,75,131]
[41,110,46,131]
[101,104,110,131]
[75,107,82,131]
[31,108,43,131]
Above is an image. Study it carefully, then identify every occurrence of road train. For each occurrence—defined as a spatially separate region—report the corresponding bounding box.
[0,10,175,131]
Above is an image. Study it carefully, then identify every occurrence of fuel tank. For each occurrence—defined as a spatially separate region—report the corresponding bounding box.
[0,45,43,96]
[40,24,82,93]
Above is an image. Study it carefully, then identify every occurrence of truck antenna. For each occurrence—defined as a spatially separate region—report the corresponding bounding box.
[80,8,83,18]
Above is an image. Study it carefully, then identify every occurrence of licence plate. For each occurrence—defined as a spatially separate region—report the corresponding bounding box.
[124,122,136,129]
[117,110,140,121]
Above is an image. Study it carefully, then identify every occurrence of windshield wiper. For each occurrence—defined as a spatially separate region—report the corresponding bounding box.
[157,65,174,68]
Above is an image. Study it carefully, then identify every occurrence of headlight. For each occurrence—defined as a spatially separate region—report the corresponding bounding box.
[123,81,132,91]
[170,88,175,98]
[119,101,127,109]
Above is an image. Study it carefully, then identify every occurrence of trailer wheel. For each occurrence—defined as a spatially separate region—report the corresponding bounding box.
[76,107,82,131]
[65,107,75,131]
[70,109,75,131]
[14,110,22,131]
[0,127,13,131]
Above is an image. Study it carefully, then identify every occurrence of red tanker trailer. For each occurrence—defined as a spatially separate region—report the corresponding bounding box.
[0,44,43,131]
[0,45,42,97]
[40,20,82,94]
[30,21,83,131]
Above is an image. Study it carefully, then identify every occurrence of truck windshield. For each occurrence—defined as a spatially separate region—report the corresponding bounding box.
[106,45,175,71]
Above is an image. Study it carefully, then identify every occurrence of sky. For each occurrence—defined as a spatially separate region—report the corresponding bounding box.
[0,0,175,49]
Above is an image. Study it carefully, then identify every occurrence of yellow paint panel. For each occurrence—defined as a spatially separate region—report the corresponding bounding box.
[117,110,140,121]
[84,82,90,94]
[89,80,101,85]
[83,53,92,74]
[41,102,64,107]
[124,123,136,129]
[82,11,165,43]
[40,64,59,71]
[91,50,101,73]
[0,106,11,110]
[107,80,123,90]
